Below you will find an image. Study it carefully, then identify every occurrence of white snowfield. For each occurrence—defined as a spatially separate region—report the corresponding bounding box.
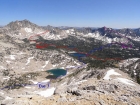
[103,69,121,80]
[115,78,135,86]
[104,69,136,86]
[3,76,10,80]
[24,86,31,89]
[37,87,55,97]
[134,63,138,69]
[17,52,25,55]
[74,80,87,85]
[9,55,16,60]
[66,30,70,33]
[41,79,50,83]
[66,65,76,69]
[74,61,81,65]
[4,55,16,60]
[24,28,32,33]
[28,79,55,97]
[28,80,38,84]
[6,60,11,64]
[5,96,13,100]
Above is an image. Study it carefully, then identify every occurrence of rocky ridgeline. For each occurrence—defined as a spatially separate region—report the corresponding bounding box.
[6,19,41,31]
[3,76,140,105]
[52,80,140,105]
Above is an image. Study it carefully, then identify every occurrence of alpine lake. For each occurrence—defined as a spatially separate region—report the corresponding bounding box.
[46,68,67,78]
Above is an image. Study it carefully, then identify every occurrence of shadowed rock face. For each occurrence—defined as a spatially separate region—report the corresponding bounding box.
[134,28,140,36]
[83,86,96,90]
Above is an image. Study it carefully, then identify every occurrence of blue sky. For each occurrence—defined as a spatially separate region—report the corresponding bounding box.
[0,0,140,28]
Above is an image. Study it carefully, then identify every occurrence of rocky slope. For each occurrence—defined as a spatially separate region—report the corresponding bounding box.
[0,20,140,105]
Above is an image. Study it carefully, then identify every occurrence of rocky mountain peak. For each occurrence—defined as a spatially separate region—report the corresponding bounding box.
[97,27,111,35]
[6,19,40,30]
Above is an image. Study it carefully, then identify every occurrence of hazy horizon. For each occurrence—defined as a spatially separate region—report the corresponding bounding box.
[0,19,139,29]
[0,0,140,28]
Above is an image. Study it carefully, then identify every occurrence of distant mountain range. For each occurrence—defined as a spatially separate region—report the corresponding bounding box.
[0,19,140,41]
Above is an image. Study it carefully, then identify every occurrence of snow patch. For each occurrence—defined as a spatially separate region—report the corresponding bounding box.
[28,80,38,84]
[5,55,16,60]
[66,30,70,33]
[66,65,76,68]
[75,80,87,85]
[10,55,16,60]
[103,69,121,80]
[53,64,56,67]
[134,63,138,69]
[26,57,34,65]
[5,96,13,100]
[18,52,25,55]
[3,76,10,80]
[37,87,55,97]
[25,86,32,89]
[25,28,32,33]
[74,61,81,66]
[41,79,50,83]
[115,78,135,86]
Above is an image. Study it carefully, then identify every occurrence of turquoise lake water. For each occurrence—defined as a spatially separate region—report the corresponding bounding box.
[46,69,67,78]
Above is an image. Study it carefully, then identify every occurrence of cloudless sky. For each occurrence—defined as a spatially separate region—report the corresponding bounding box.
[0,0,140,28]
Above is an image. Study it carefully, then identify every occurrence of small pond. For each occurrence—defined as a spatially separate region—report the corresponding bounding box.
[46,69,67,78]
[70,53,86,57]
